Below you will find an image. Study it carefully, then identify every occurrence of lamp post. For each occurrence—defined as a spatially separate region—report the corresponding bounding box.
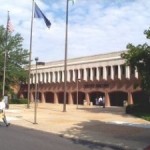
[76,79,81,109]
[34,57,38,124]
[33,57,45,124]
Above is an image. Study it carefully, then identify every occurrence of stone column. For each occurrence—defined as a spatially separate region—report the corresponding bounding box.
[54,92,58,104]
[33,74,35,84]
[39,73,42,82]
[52,72,55,83]
[55,72,57,82]
[135,68,138,79]
[37,74,39,84]
[111,66,114,80]
[30,92,34,103]
[41,92,46,103]
[66,70,69,82]
[78,69,81,80]
[68,92,73,104]
[20,93,24,99]
[48,72,50,83]
[90,68,93,81]
[44,72,47,83]
[128,91,133,105]
[72,70,75,82]
[30,75,32,84]
[57,71,60,83]
[85,92,90,105]
[126,66,130,79]
[42,73,44,83]
[36,73,38,83]
[105,91,110,107]
[96,67,99,80]
[62,70,64,82]
[118,65,121,79]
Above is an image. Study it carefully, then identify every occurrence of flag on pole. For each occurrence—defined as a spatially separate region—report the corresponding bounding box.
[7,12,14,32]
[69,0,75,4]
[34,2,51,28]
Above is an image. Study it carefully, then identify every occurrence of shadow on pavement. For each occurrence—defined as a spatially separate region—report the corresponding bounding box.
[77,106,134,118]
[60,120,150,150]
[78,106,125,114]
[0,124,108,150]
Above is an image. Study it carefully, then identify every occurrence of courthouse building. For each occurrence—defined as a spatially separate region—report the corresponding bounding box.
[19,50,148,107]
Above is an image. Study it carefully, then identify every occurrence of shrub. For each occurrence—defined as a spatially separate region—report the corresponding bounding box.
[126,103,150,114]
[9,98,28,104]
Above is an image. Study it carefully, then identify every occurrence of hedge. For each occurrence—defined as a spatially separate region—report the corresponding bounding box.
[126,103,150,114]
[9,98,28,104]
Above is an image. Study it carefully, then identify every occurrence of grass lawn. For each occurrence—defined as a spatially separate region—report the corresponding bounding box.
[126,104,150,122]
[134,113,150,121]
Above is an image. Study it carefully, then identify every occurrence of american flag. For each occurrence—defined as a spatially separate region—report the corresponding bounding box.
[7,13,14,32]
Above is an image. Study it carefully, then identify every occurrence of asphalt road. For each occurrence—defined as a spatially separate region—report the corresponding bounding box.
[3,104,150,150]
[0,124,121,150]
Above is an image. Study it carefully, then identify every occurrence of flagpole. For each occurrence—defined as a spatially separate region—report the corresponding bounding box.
[63,0,69,112]
[2,11,9,97]
[27,0,35,108]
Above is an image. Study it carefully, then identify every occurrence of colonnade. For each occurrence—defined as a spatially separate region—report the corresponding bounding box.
[30,65,138,84]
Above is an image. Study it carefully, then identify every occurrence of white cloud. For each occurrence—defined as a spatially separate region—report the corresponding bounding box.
[1,0,150,63]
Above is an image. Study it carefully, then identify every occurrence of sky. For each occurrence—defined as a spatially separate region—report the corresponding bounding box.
[1,0,150,63]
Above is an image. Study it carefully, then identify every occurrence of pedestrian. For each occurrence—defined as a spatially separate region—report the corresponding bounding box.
[98,96,103,106]
[95,97,99,105]
[102,96,105,108]
[0,99,10,127]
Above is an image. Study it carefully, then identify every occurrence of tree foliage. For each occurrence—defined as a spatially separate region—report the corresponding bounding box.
[0,25,29,95]
[121,28,150,94]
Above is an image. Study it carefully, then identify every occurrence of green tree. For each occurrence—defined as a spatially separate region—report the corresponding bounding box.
[121,28,150,95]
[0,25,29,97]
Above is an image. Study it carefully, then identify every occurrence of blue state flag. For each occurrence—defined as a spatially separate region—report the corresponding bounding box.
[34,2,51,28]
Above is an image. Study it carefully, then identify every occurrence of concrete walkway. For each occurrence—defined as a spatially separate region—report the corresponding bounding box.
[4,104,150,150]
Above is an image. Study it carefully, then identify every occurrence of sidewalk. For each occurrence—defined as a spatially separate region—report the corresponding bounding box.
[5,104,150,150]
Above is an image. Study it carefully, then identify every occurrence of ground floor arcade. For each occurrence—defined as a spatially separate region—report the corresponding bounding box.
[19,79,149,107]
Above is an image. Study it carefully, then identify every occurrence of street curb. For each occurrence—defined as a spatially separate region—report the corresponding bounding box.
[59,133,133,150]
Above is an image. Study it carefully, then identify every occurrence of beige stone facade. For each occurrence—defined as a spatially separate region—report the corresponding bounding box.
[19,51,148,106]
